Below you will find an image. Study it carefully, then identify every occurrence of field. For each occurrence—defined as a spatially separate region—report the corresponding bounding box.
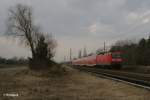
[0,65,150,100]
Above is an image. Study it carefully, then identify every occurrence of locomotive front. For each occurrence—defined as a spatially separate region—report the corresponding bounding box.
[111,51,123,69]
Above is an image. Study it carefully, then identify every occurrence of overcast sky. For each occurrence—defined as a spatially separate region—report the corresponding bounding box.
[0,0,150,62]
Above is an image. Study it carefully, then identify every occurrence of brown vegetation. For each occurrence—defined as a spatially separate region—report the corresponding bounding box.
[0,66,149,100]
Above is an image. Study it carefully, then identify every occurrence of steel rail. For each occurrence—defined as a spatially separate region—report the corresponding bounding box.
[73,66,150,90]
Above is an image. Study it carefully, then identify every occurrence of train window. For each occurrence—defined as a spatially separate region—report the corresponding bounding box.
[97,52,104,55]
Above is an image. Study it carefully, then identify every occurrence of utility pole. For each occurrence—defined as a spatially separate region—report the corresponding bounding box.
[70,48,72,61]
[83,46,87,57]
[104,42,105,53]
[64,56,66,62]
[78,50,82,58]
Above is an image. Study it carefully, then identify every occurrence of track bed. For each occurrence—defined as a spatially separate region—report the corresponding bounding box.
[73,66,150,90]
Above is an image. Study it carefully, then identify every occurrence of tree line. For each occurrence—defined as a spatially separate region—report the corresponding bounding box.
[110,36,150,66]
[0,57,28,65]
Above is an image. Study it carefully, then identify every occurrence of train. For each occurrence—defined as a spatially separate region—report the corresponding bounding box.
[71,51,123,69]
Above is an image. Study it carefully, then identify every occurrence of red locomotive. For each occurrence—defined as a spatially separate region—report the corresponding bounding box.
[72,51,123,69]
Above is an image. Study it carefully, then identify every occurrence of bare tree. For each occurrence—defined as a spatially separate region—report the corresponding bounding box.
[7,4,37,58]
[6,4,57,69]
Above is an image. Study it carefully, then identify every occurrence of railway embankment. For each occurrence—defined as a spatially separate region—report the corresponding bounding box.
[0,65,150,100]
[122,65,150,74]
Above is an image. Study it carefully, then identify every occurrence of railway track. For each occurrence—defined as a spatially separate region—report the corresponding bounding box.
[73,66,150,90]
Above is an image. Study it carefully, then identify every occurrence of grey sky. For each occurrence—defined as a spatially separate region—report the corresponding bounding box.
[0,0,150,61]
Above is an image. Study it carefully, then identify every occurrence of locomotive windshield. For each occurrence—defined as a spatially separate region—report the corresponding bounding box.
[112,53,121,58]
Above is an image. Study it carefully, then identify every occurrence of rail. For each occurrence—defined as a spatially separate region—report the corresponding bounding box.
[73,66,150,90]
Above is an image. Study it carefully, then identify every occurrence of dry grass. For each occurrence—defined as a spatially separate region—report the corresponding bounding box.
[0,65,149,100]
[122,65,150,74]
